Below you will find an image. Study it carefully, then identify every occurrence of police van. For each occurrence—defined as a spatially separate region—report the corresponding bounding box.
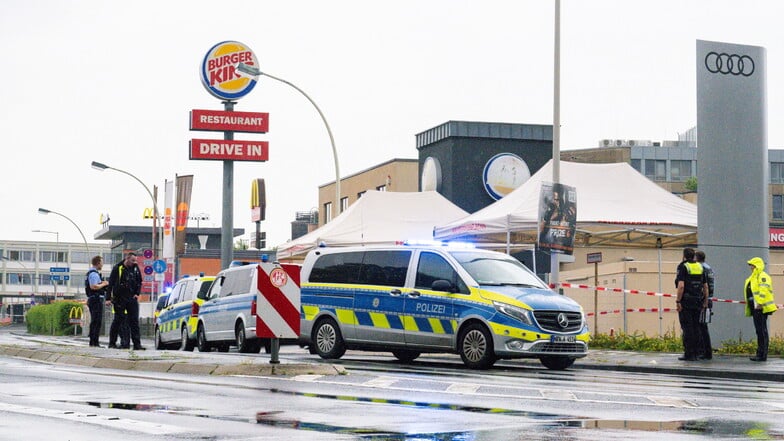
[299,243,590,370]
[155,274,215,350]
[195,264,267,353]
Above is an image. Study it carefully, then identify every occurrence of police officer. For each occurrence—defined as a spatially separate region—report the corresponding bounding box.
[107,252,145,350]
[745,257,778,362]
[675,248,708,361]
[85,255,109,347]
[695,250,714,360]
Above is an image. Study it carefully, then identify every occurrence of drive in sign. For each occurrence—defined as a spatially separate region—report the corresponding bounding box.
[190,139,269,161]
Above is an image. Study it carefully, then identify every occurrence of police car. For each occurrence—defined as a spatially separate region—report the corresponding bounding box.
[155,274,215,350]
[299,242,590,370]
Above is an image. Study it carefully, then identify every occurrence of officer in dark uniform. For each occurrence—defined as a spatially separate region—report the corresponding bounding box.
[107,252,145,350]
[675,247,709,361]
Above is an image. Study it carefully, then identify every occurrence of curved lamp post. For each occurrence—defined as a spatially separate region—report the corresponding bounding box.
[37,208,89,254]
[91,161,162,256]
[235,62,341,214]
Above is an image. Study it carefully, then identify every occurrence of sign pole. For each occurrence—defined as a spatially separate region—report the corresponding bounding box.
[221,100,235,270]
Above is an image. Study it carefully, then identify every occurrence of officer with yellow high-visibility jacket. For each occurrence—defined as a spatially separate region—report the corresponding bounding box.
[675,247,709,361]
[745,257,778,362]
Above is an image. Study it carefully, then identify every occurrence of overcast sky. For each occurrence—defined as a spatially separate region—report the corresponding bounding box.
[1,1,782,248]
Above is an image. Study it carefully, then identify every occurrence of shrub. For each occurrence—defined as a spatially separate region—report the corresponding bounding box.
[25,301,84,335]
[589,331,783,356]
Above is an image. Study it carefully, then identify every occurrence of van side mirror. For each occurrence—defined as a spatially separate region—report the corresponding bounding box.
[431,279,455,293]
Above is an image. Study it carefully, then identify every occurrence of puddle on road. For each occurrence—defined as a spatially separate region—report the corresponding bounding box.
[60,399,783,440]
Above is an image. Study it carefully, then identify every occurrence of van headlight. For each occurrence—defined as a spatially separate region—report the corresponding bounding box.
[493,301,533,326]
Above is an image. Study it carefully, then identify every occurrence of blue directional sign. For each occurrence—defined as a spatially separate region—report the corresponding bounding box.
[152,259,166,274]
[51,275,61,281]
[49,267,69,273]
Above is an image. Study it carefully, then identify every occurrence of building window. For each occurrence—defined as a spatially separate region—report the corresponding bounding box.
[71,251,92,264]
[340,197,348,213]
[631,159,642,174]
[670,160,692,181]
[39,251,68,263]
[771,163,784,183]
[7,250,34,262]
[376,185,387,192]
[773,195,784,220]
[357,191,366,199]
[6,273,34,285]
[324,202,333,224]
[644,160,666,181]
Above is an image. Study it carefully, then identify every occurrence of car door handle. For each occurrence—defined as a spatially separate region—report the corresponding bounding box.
[389,289,402,297]
[408,290,421,298]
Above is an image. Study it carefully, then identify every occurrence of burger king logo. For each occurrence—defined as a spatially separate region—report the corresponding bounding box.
[200,40,259,100]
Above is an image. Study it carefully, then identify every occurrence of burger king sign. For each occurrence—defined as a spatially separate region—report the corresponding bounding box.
[200,40,259,101]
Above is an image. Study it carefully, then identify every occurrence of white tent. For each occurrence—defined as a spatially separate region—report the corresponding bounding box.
[277,191,469,259]
[434,160,698,248]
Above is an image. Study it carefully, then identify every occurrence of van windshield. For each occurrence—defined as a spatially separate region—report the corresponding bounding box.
[450,251,548,288]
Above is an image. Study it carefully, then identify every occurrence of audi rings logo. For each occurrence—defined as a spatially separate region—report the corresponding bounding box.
[557,313,569,329]
[704,52,755,77]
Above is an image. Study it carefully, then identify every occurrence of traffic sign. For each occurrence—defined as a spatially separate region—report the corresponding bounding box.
[152,259,166,273]
[143,249,154,259]
[49,267,69,273]
[143,266,154,275]
[587,252,603,264]
[51,275,61,281]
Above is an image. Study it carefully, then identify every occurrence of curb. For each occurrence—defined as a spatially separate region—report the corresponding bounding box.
[0,345,346,377]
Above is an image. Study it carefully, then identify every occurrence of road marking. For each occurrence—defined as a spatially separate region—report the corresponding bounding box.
[0,402,190,434]
[540,390,577,400]
[291,374,324,382]
[648,396,698,408]
[363,376,400,388]
[446,383,481,394]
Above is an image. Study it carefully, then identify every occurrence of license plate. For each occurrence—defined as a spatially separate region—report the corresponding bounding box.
[551,335,576,343]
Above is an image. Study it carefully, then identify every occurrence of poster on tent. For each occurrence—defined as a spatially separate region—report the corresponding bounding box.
[538,182,577,255]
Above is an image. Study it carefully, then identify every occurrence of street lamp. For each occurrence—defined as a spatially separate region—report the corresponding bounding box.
[37,208,90,254]
[91,161,162,257]
[235,62,341,212]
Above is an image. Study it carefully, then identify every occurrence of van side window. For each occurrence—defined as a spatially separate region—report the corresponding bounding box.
[221,267,254,297]
[415,252,468,294]
[358,251,411,287]
[197,280,214,300]
[167,283,183,307]
[309,252,364,284]
[181,280,194,302]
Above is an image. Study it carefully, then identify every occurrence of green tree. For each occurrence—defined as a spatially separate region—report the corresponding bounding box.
[685,176,698,192]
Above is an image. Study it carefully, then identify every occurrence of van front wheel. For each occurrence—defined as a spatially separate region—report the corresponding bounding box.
[458,323,496,369]
[313,318,346,360]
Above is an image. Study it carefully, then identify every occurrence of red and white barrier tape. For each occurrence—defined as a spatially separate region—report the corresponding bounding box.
[586,307,676,317]
[549,282,777,307]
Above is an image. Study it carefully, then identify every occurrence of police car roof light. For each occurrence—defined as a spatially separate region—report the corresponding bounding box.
[403,239,443,247]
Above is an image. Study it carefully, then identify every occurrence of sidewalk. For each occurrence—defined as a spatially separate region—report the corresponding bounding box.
[1,325,781,381]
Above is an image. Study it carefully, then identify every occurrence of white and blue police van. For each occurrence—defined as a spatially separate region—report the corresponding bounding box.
[299,242,590,370]
[195,263,266,353]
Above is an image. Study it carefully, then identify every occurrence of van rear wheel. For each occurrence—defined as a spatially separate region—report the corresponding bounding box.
[197,324,212,352]
[180,326,195,351]
[458,323,497,369]
[236,323,253,353]
[313,318,346,359]
[539,356,575,370]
